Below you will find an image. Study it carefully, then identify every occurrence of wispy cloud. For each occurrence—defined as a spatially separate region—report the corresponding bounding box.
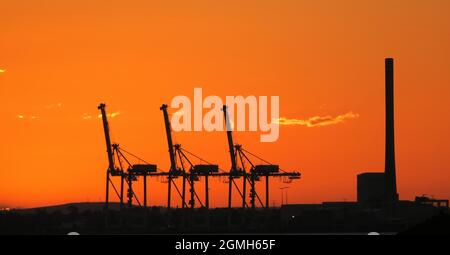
[16,102,62,120]
[97,111,121,119]
[17,107,122,121]
[17,115,39,120]
[16,102,125,122]
[110,111,120,118]
[82,113,93,120]
[274,111,359,127]
[84,111,121,120]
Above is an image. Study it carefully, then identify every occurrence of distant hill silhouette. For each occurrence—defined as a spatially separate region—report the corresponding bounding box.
[13,202,123,215]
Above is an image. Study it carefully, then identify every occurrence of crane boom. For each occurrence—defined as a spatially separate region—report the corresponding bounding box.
[223,105,237,171]
[98,103,116,210]
[161,104,177,209]
[98,103,114,172]
[223,105,239,209]
[161,104,176,170]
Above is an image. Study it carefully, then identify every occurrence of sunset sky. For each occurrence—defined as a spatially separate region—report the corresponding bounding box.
[1,0,450,208]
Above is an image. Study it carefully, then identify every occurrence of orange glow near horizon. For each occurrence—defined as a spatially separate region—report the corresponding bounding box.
[1,0,450,208]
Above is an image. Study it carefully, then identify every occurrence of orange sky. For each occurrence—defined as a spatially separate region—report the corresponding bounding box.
[1,0,450,208]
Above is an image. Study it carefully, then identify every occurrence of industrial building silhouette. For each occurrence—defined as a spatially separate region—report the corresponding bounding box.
[279,58,448,234]
[357,58,399,206]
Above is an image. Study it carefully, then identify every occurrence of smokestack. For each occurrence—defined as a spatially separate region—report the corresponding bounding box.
[384,58,399,203]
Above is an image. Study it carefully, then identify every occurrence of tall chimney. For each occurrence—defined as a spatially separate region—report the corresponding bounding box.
[384,58,399,203]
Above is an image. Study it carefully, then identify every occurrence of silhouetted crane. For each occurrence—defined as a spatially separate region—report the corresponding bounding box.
[222,105,301,209]
[223,105,247,208]
[160,104,220,209]
[98,103,157,209]
[98,103,301,213]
